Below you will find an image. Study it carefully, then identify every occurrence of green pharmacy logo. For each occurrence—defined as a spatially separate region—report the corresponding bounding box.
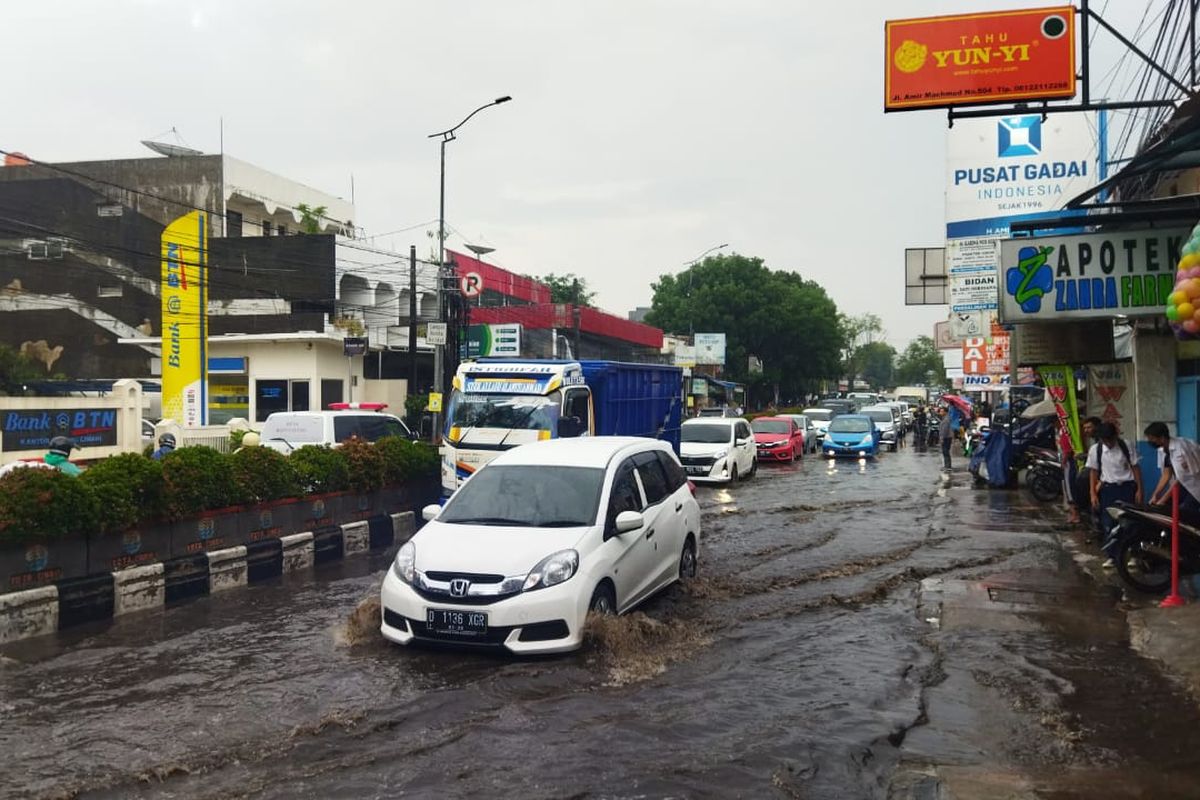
[1005,246,1054,312]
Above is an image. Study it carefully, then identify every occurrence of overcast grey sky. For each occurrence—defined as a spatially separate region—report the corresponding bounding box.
[3,1,1164,347]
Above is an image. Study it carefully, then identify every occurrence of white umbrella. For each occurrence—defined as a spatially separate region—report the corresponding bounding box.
[1020,396,1057,419]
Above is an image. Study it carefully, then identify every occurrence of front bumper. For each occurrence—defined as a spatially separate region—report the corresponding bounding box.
[756,445,792,461]
[823,441,877,457]
[682,456,734,483]
[380,568,588,655]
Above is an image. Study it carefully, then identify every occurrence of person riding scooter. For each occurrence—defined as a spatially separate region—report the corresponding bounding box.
[151,433,177,461]
[44,436,82,476]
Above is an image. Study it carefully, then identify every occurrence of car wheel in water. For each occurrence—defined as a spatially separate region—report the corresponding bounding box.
[589,584,617,615]
[729,464,739,483]
[748,459,757,478]
[679,538,698,580]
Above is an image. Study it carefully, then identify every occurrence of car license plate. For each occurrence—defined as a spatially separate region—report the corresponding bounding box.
[426,608,488,636]
[686,466,707,475]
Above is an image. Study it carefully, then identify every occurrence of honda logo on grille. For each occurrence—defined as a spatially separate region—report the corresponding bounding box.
[449,579,470,597]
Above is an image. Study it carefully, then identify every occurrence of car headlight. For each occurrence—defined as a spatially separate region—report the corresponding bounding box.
[392,541,415,584]
[860,435,873,445]
[523,549,579,591]
[711,450,728,460]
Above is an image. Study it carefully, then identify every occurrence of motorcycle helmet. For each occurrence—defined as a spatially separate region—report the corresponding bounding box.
[48,436,77,457]
[159,433,177,449]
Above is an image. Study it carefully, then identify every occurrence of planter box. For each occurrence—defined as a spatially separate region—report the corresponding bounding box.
[0,536,89,594]
[87,525,172,576]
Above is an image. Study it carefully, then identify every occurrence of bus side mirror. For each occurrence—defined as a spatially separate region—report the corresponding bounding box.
[557,416,584,438]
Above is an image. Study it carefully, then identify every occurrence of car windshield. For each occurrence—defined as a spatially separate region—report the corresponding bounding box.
[830,417,871,434]
[804,410,831,422]
[439,465,605,527]
[864,410,893,424]
[752,419,790,434]
[682,423,733,443]
[446,391,560,432]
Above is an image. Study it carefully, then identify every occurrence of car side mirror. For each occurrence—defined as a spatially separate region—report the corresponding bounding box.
[735,437,747,446]
[422,504,442,522]
[614,510,644,534]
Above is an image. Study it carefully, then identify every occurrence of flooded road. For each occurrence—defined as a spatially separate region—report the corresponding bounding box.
[5,446,1200,799]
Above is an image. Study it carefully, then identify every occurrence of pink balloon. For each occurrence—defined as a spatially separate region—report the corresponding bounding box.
[1189,267,1200,280]
[1184,320,1199,334]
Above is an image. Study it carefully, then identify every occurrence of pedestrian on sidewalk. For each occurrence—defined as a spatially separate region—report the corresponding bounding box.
[1144,421,1200,520]
[1075,416,1102,534]
[939,407,954,470]
[1088,422,1143,566]
[1059,417,1082,524]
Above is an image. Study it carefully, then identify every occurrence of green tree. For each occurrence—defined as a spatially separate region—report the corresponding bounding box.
[538,273,596,306]
[839,313,884,386]
[895,335,946,386]
[855,341,897,389]
[0,344,45,395]
[644,254,843,401]
[295,203,329,234]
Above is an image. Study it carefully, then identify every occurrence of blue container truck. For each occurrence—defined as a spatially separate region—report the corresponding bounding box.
[440,358,684,494]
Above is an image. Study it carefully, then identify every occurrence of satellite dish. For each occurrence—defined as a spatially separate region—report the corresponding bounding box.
[141,127,203,158]
[141,140,204,158]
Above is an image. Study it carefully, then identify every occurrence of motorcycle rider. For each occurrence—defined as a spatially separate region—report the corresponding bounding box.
[151,432,177,461]
[1088,422,1143,567]
[1144,421,1200,521]
[43,436,82,476]
[912,405,928,449]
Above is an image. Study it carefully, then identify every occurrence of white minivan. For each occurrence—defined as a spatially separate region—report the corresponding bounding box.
[259,404,414,453]
[679,417,756,483]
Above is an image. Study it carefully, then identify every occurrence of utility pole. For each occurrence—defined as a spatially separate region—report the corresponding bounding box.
[408,245,418,393]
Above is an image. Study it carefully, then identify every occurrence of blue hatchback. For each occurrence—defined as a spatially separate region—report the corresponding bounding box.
[822,414,881,458]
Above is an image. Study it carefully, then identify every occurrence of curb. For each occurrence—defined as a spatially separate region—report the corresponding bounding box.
[0,511,415,646]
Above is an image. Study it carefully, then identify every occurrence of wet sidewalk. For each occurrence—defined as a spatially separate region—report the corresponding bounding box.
[889,471,1200,799]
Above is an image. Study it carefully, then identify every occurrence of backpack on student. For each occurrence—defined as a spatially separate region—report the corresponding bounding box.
[1091,439,1132,482]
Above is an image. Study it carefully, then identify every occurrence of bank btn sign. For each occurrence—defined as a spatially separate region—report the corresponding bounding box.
[946,112,1097,238]
[999,228,1190,322]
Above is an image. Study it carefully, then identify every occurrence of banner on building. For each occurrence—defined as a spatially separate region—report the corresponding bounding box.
[948,238,1000,312]
[885,7,1076,112]
[2,408,118,451]
[1087,363,1134,434]
[999,228,1189,322]
[1037,364,1082,455]
[465,323,522,358]
[161,211,208,427]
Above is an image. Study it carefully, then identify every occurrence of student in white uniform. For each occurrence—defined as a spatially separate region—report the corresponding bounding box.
[1144,421,1200,520]
[1087,422,1143,566]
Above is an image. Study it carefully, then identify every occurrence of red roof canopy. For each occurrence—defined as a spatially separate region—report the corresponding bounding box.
[470,304,663,349]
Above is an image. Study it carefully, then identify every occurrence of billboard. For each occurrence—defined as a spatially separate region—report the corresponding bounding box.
[465,323,522,358]
[947,112,1098,238]
[999,228,1189,322]
[885,7,1075,111]
[694,333,727,366]
[161,211,208,427]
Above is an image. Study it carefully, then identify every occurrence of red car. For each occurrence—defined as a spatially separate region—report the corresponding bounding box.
[752,416,804,462]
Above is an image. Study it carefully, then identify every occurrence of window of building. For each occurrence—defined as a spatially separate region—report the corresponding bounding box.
[291,380,310,412]
[321,379,344,409]
[255,379,289,422]
[277,223,287,236]
[97,284,123,298]
[261,220,272,237]
[227,210,243,237]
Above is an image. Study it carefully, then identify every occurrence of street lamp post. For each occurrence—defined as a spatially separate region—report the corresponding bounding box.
[684,243,728,336]
[428,96,512,440]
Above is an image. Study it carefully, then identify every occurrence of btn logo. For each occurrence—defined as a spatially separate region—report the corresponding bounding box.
[122,531,142,555]
[259,510,273,530]
[998,116,1040,158]
[312,499,326,519]
[25,544,49,572]
[198,518,215,541]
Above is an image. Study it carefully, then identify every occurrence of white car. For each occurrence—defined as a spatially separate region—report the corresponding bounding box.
[802,408,833,445]
[860,405,900,451]
[259,405,414,453]
[679,417,756,483]
[379,437,701,655]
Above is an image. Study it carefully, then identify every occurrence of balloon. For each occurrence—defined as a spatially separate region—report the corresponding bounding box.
[1184,254,1200,270]
[1170,290,1187,305]
[1192,307,1200,324]
[1167,305,1179,321]
[1178,302,1194,320]
[1189,267,1200,280]
[1186,283,1200,301]
[1184,320,1199,334]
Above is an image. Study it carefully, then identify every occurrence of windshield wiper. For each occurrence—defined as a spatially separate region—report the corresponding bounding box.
[536,519,589,527]
[444,516,527,526]
[495,405,541,449]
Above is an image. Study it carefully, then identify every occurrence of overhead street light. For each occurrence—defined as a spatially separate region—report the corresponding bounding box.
[684,243,728,335]
[427,96,512,441]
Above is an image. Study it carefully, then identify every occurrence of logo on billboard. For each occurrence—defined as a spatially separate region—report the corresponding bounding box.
[998,117,1040,157]
[1005,245,1055,313]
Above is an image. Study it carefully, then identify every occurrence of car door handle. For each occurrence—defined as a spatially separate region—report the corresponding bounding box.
[645,528,655,541]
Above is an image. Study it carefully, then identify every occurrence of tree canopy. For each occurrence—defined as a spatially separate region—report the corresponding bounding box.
[539,273,596,306]
[895,335,945,386]
[645,253,843,398]
[0,344,48,395]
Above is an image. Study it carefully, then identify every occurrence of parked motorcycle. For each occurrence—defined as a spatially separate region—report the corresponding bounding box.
[1107,502,1200,594]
